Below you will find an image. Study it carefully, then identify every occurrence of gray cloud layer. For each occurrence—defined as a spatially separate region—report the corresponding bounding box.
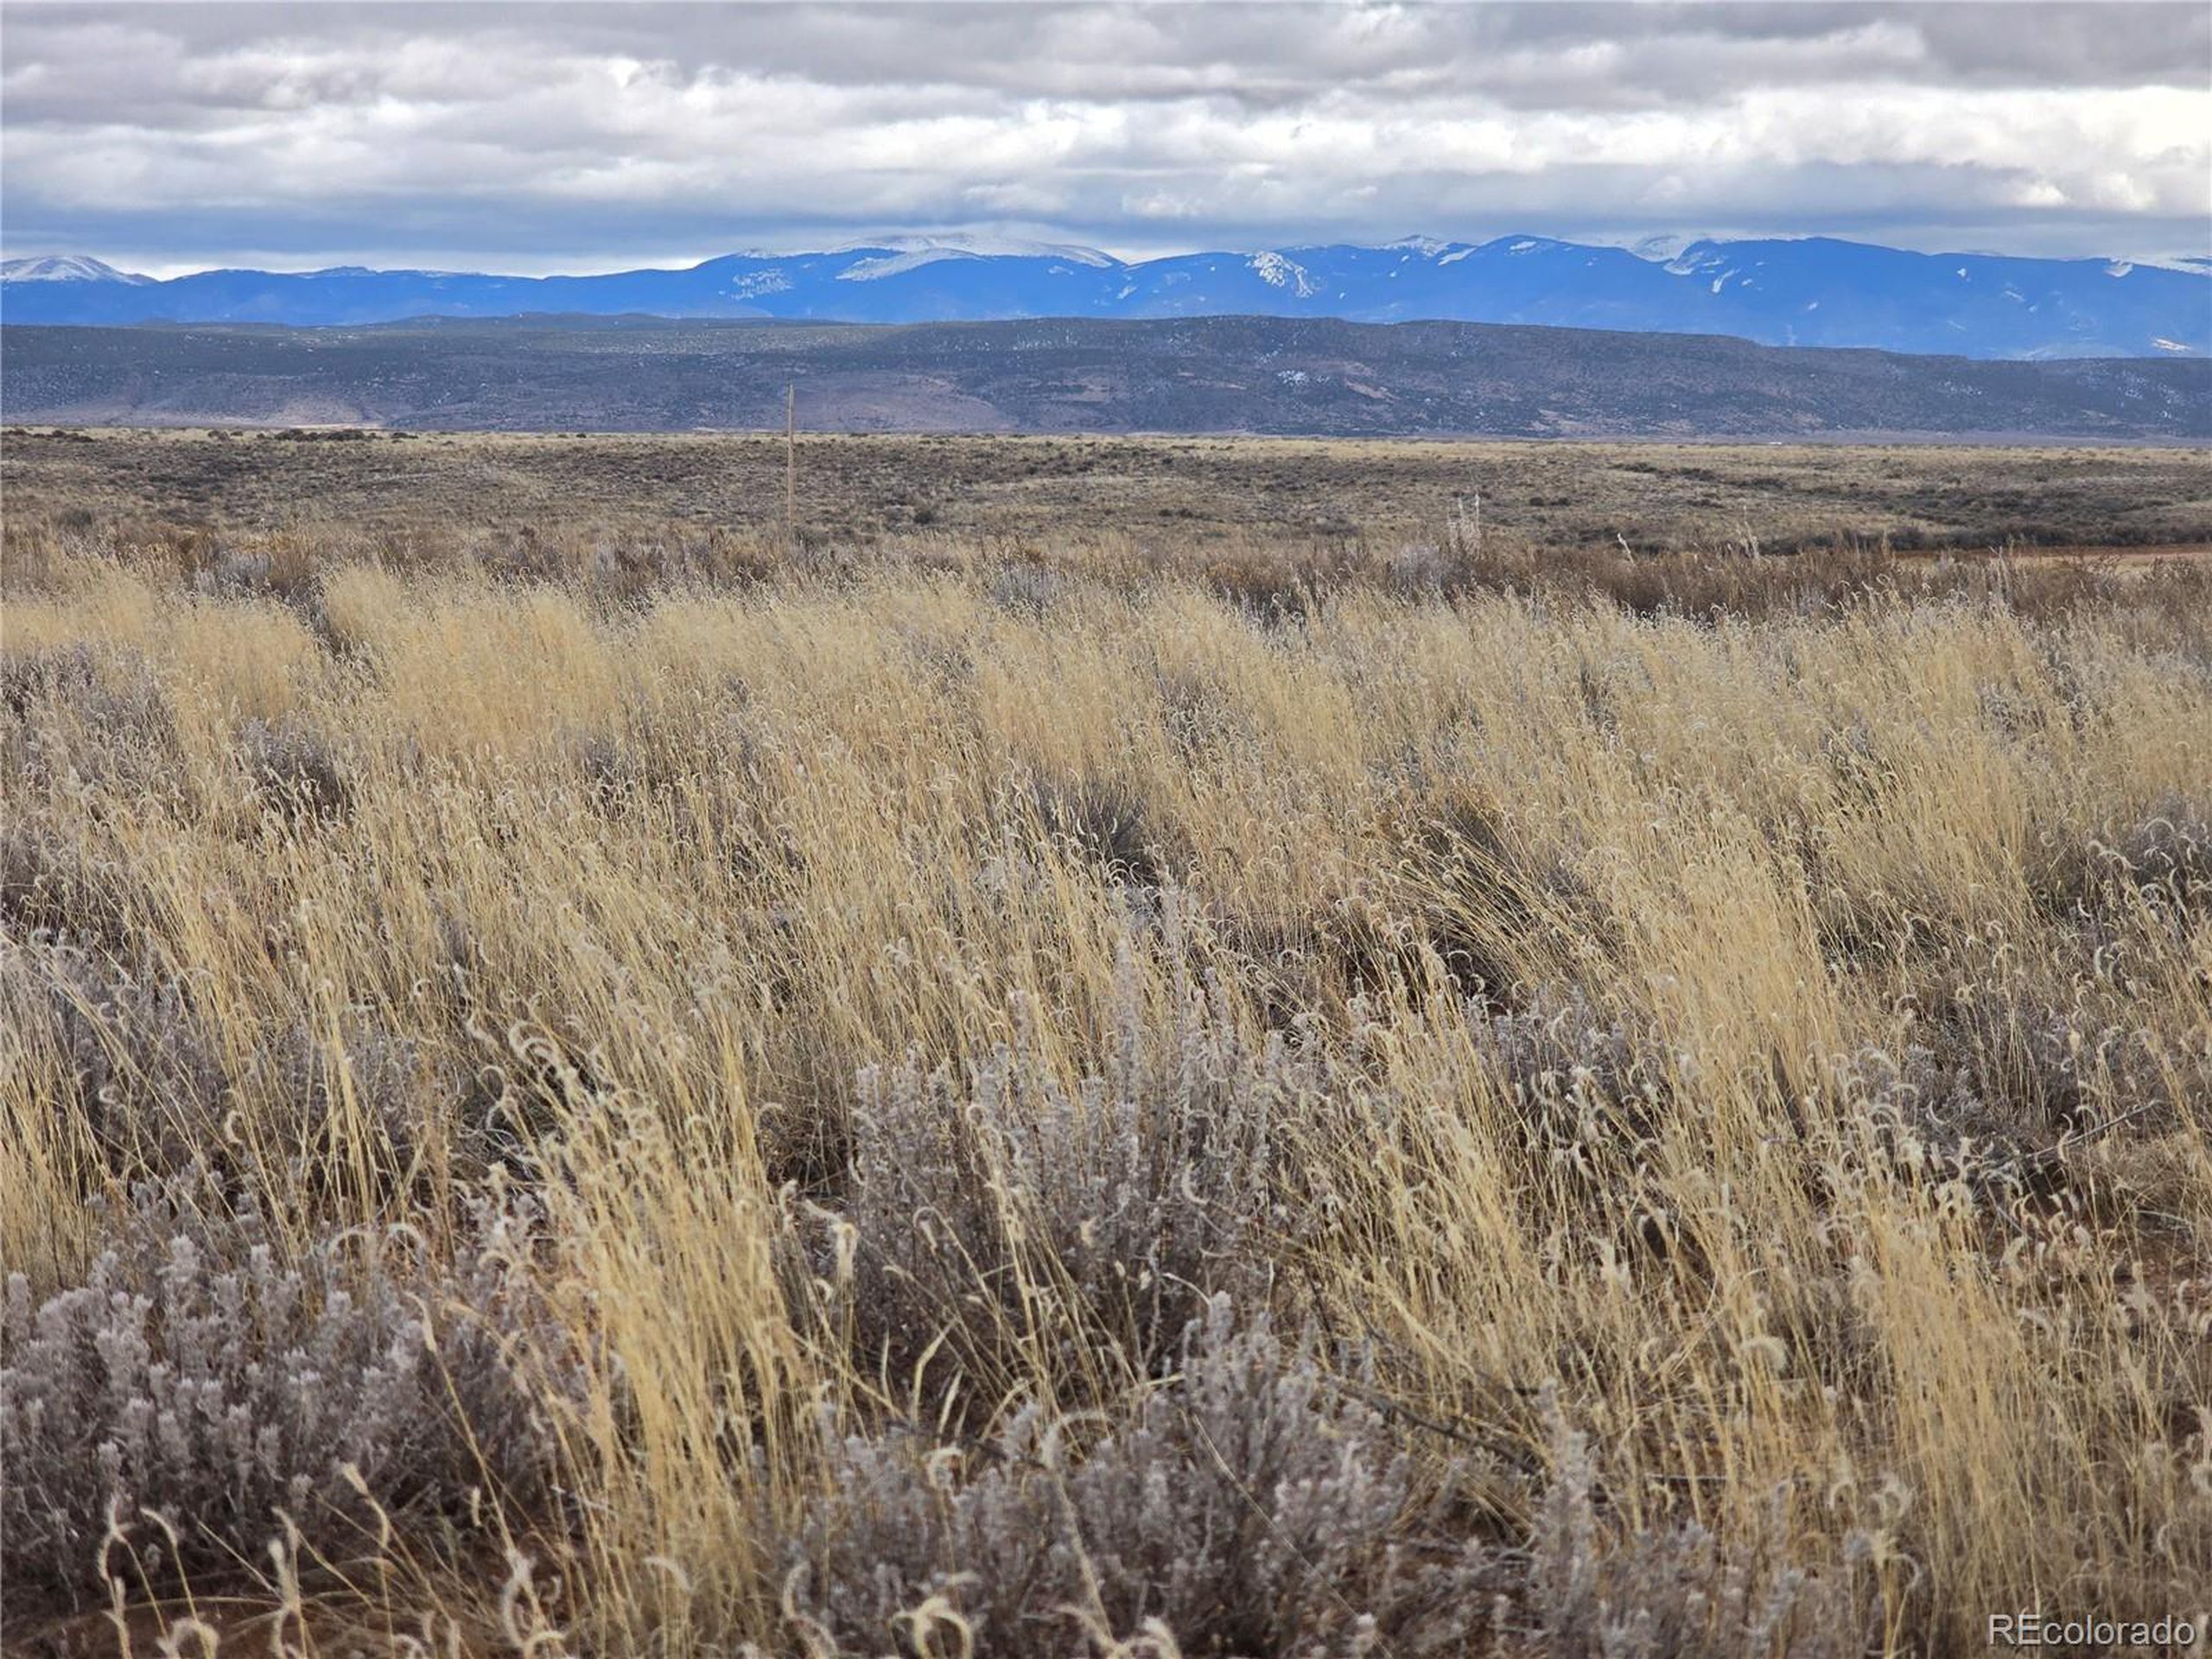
[3,2,2207,273]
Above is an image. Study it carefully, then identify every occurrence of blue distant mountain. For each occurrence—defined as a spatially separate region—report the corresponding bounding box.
[3,234,2204,359]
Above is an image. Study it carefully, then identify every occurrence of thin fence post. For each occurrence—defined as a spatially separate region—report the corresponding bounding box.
[784,383,797,542]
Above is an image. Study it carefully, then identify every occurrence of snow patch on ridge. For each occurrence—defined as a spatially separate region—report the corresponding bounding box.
[838,248,976,281]
[1249,251,1319,296]
[834,233,1116,265]
[834,234,1120,281]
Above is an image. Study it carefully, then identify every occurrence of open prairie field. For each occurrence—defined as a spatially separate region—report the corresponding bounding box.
[5,424,2211,556]
[3,437,2209,1656]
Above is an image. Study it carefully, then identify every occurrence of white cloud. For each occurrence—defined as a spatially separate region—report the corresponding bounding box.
[2,2,2205,270]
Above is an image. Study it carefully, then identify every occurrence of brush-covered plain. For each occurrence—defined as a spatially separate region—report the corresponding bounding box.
[3,454,2209,1656]
[6,426,2211,557]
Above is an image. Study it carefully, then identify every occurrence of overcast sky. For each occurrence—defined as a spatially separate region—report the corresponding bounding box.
[3,2,2208,275]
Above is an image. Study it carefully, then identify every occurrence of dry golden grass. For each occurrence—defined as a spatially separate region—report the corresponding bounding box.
[3,508,2209,1656]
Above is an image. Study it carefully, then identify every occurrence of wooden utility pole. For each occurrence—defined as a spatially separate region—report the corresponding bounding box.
[784,383,797,540]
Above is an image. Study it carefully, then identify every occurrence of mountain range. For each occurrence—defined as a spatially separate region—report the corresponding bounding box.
[3,236,2206,360]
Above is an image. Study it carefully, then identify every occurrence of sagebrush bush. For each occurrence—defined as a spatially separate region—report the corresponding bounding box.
[786,1296,1505,1658]
[0,819,145,962]
[5,643,180,786]
[1,931,230,1173]
[236,712,352,822]
[1516,1395,1872,1659]
[800,950,1291,1407]
[786,1310,1877,1659]
[0,1175,564,1617]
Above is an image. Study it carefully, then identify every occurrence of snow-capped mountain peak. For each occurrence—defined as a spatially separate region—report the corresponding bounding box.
[831,233,1118,266]
[833,234,1122,283]
[1,255,152,284]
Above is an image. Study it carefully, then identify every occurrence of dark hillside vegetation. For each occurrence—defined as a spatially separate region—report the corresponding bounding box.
[4,314,2206,437]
